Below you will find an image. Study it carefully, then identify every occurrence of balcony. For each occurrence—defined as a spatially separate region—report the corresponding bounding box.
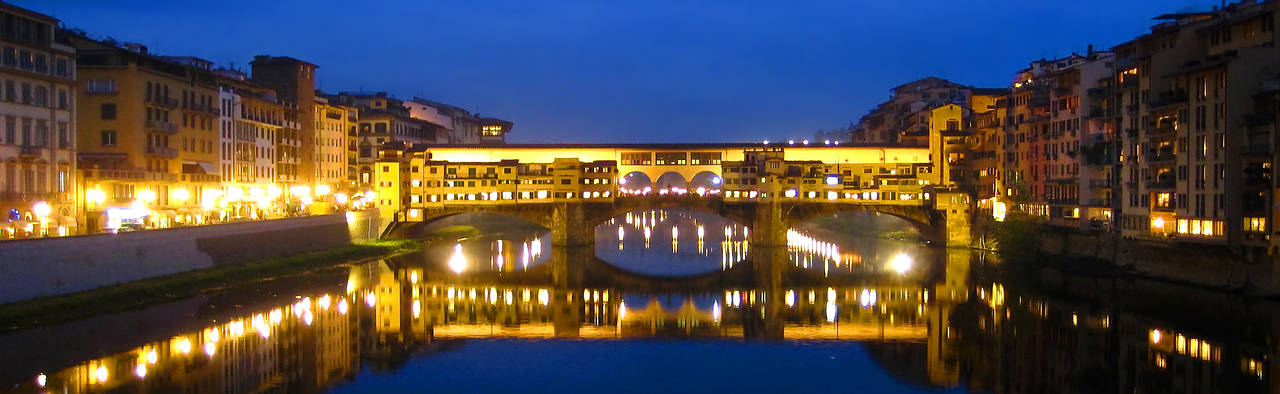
[180,173,221,183]
[0,192,70,203]
[1087,87,1112,97]
[149,97,178,109]
[1147,90,1188,110]
[1244,176,1271,188]
[145,146,178,159]
[1087,198,1110,207]
[1149,122,1176,136]
[1125,104,1140,114]
[1089,179,1112,188]
[1119,78,1138,89]
[147,121,179,134]
[1125,128,1138,138]
[192,104,219,116]
[1146,177,1175,189]
[82,169,177,182]
[1148,148,1176,162]
[1242,143,1272,157]
[18,145,38,157]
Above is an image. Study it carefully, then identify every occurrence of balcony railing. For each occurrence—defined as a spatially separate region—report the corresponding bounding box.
[180,173,221,183]
[82,169,178,182]
[146,120,179,134]
[1148,148,1176,162]
[1148,90,1188,109]
[149,97,179,109]
[0,192,71,203]
[145,146,178,159]
[1149,122,1176,136]
[1088,179,1112,188]
[1242,144,1272,156]
[19,145,38,157]
[192,104,219,116]
[1146,177,1175,189]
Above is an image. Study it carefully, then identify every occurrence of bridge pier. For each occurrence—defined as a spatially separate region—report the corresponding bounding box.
[549,203,595,246]
[748,202,789,247]
[933,191,973,248]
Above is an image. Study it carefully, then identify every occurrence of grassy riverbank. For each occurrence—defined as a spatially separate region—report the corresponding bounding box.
[0,239,419,332]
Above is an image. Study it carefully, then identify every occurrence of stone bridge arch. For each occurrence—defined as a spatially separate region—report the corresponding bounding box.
[780,203,943,243]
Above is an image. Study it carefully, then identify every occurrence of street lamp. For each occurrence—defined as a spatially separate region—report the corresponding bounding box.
[137,190,157,204]
[315,184,331,197]
[85,188,106,207]
[172,188,190,204]
[33,202,51,237]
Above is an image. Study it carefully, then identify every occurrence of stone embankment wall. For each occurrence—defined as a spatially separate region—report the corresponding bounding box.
[0,214,355,304]
[1038,231,1278,295]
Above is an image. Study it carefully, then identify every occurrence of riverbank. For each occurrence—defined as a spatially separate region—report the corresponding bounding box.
[991,215,1279,297]
[0,239,419,333]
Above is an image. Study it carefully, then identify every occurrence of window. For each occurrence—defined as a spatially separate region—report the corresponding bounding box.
[101,130,117,146]
[100,103,117,120]
[33,86,46,107]
[86,79,116,94]
[55,58,68,78]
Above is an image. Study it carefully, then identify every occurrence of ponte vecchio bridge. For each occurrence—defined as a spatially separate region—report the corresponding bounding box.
[373,143,973,247]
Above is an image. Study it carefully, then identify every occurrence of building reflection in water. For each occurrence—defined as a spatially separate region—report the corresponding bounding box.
[7,214,1280,393]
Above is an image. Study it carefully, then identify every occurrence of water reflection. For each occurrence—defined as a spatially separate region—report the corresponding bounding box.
[4,230,1280,393]
[411,233,549,275]
[594,209,750,276]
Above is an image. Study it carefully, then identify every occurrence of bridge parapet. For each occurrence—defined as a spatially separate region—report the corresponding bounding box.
[387,192,972,248]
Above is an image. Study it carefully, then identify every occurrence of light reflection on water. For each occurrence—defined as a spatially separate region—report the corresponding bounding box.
[4,214,1278,394]
[411,233,550,275]
[594,209,750,276]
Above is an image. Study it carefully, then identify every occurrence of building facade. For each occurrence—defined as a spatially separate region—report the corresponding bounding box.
[70,36,223,232]
[0,3,77,238]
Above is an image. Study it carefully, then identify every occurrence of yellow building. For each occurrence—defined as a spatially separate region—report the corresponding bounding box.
[314,96,356,195]
[0,3,78,238]
[70,35,222,231]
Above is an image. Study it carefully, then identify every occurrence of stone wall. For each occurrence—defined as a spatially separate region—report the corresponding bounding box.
[1039,230,1278,295]
[0,214,352,304]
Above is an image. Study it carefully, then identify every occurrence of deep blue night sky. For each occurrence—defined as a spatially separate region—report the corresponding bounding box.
[22,0,1219,143]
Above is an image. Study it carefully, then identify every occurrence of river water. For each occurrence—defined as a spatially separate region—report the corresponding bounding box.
[0,209,1276,393]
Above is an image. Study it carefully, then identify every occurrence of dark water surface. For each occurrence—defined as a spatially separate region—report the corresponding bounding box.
[1,210,1277,393]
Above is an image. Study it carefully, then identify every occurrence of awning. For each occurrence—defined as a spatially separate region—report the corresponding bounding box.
[182,161,218,174]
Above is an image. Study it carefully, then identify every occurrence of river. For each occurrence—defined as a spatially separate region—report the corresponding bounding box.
[0,209,1275,393]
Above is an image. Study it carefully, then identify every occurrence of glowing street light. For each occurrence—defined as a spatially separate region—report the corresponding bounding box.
[32,202,51,218]
[171,188,190,203]
[334,192,349,205]
[85,188,106,206]
[137,189,157,204]
[315,184,331,196]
